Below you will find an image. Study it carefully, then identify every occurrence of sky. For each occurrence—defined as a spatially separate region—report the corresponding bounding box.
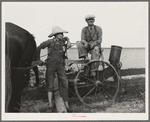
[2,2,148,48]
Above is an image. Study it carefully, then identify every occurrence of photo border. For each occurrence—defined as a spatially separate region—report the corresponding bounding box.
[1,0,149,121]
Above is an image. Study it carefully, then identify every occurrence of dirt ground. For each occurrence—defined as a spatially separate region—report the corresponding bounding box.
[20,68,145,113]
[66,77,145,113]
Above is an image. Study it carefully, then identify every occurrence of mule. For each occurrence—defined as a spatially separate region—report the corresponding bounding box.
[32,49,40,87]
[5,22,36,112]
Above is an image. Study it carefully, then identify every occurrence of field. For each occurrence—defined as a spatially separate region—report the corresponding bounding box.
[20,68,145,113]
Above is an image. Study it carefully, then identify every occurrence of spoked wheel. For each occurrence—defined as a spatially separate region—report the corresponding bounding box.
[74,60,120,109]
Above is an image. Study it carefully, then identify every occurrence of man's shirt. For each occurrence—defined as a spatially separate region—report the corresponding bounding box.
[81,25,102,44]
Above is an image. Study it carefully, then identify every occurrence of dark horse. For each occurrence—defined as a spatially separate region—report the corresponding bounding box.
[5,22,36,112]
[32,48,40,87]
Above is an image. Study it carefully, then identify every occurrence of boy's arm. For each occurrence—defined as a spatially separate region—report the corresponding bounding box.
[37,40,51,59]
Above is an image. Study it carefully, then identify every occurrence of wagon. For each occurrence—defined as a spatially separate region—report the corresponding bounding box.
[32,44,123,110]
[64,44,123,109]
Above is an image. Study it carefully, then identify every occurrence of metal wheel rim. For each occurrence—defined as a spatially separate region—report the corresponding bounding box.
[74,60,120,108]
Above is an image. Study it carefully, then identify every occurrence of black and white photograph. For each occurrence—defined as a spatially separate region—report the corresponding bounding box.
[1,1,149,121]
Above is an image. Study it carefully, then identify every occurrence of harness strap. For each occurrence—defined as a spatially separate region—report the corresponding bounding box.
[63,38,69,59]
[11,64,38,70]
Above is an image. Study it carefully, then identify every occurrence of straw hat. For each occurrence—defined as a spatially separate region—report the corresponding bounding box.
[85,14,95,20]
[48,26,68,37]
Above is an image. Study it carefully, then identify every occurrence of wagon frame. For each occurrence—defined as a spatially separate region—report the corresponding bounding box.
[64,44,122,109]
[33,44,123,109]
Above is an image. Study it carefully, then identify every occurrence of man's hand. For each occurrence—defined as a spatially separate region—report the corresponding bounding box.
[89,42,98,49]
[89,43,94,49]
[84,43,90,50]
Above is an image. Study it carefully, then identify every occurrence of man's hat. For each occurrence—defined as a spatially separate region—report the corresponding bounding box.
[48,26,68,38]
[85,14,95,20]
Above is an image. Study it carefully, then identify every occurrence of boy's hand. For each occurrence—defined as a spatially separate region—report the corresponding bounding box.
[37,60,45,66]
[63,36,69,41]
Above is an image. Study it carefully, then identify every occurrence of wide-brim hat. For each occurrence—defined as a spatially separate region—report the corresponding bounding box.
[85,14,95,20]
[48,26,68,37]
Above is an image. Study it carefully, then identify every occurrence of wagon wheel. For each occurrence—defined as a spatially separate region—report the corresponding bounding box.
[74,60,119,109]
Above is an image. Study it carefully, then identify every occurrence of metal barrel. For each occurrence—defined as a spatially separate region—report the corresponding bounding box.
[109,45,122,63]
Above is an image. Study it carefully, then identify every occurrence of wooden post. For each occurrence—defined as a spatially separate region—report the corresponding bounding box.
[54,77,67,113]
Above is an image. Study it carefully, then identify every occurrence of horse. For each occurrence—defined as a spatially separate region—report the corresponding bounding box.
[5,22,37,112]
[31,48,40,87]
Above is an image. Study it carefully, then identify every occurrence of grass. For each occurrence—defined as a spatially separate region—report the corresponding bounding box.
[120,68,145,76]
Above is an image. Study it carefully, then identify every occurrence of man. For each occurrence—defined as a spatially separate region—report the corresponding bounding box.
[76,14,103,76]
[37,26,71,112]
